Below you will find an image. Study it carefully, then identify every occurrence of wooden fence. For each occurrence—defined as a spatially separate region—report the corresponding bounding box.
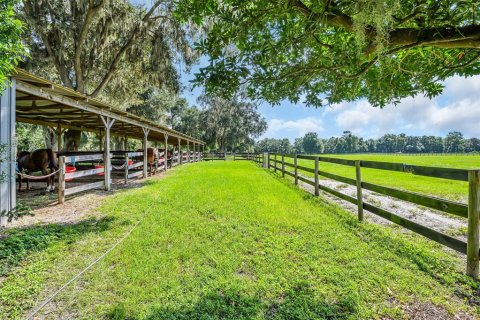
[204,152,227,161]
[234,153,255,160]
[124,151,145,182]
[58,150,203,203]
[190,151,201,162]
[255,153,480,278]
[58,153,109,204]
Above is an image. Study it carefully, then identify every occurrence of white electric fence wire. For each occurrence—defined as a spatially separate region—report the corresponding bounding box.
[25,209,148,320]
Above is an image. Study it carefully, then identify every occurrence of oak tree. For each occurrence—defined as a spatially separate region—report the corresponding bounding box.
[179,0,480,107]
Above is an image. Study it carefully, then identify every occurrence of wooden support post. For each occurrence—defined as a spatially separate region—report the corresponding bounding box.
[267,153,270,169]
[56,124,62,152]
[355,160,364,221]
[124,153,129,184]
[58,156,66,204]
[314,157,319,196]
[100,116,115,191]
[294,154,298,185]
[178,138,182,165]
[282,154,285,177]
[187,141,190,163]
[143,128,149,178]
[467,170,480,278]
[123,136,127,150]
[274,154,277,172]
[164,134,168,171]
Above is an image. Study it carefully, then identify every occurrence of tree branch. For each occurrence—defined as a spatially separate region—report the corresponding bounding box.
[291,0,480,50]
[23,1,74,88]
[74,0,105,93]
[89,1,162,97]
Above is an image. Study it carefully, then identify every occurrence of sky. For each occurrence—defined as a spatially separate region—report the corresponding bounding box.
[181,58,480,142]
[133,0,480,142]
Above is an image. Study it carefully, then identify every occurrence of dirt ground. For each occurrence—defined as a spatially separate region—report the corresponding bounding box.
[5,170,162,229]
[296,175,468,242]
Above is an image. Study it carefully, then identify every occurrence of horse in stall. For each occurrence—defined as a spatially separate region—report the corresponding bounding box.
[135,147,159,176]
[17,149,58,192]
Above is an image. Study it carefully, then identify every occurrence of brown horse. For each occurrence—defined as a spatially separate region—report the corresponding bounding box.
[17,149,58,192]
[136,147,158,176]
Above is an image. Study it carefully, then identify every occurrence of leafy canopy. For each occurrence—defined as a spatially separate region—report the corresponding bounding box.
[178,0,480,107]
[20,0,199,109]
[197,94,267,151]
[0,0,25,87]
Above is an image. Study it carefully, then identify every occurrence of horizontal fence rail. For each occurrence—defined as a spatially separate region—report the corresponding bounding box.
[258,153,480,278]
[234,153,256,161]
[204,152,227,161]
[58,150,204,202]
[58,153,109,203]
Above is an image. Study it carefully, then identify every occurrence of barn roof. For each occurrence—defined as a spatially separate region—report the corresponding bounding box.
[12,68,204,145]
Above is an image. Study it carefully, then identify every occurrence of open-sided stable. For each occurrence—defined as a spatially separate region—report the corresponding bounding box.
[0,69,204,226]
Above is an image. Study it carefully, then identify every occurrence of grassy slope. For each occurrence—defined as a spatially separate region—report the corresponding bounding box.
[1,161,479,319]
[281,154,480,202]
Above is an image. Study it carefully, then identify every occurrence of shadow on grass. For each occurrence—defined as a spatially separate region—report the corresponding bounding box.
[0,216,116,277]
[106,282,357,320]
[15,175,150,211]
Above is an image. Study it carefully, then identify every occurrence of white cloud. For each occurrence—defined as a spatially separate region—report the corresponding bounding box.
[263,117,324,139]
[332,76,480,138]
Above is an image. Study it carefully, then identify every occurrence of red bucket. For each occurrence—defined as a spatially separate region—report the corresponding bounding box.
[65,166,76,182]
[128,160,134,166]
[95,165,105,176]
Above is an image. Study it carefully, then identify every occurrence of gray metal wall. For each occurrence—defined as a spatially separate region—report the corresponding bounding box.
[0,79,16,226]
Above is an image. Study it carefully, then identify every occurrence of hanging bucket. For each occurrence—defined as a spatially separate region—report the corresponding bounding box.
[65,166,76,182]
[95,165,105,176]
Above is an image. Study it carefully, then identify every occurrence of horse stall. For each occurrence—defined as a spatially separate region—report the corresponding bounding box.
[0,69,205,226]
[57,152,109,204]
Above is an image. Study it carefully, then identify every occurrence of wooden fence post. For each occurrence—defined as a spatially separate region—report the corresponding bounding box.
[124,153,129,184]
[467,170,480,278]
[282,154,285,177]
[294,154,298,185]
[58,156,65,204]
[100,116,115,191]
[143,128,149,178]
[164,135,169,171]
[355,160,364,221]
[274,154,277,173]
[178,138,182,165]
[314,157,319,196]
[267,153,270,169]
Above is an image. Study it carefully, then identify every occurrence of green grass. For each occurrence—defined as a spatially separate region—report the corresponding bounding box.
[280,154,480,202]
[1,161,479,319]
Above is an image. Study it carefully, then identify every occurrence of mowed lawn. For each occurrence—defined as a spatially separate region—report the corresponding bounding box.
[285,154,480,202]
[1,161,479,319]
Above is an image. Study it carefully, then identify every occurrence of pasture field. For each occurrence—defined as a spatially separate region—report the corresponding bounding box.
[283,154,480,202]
[1,161,479,319]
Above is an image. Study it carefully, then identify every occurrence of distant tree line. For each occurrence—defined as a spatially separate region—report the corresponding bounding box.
[255,131,480,154]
